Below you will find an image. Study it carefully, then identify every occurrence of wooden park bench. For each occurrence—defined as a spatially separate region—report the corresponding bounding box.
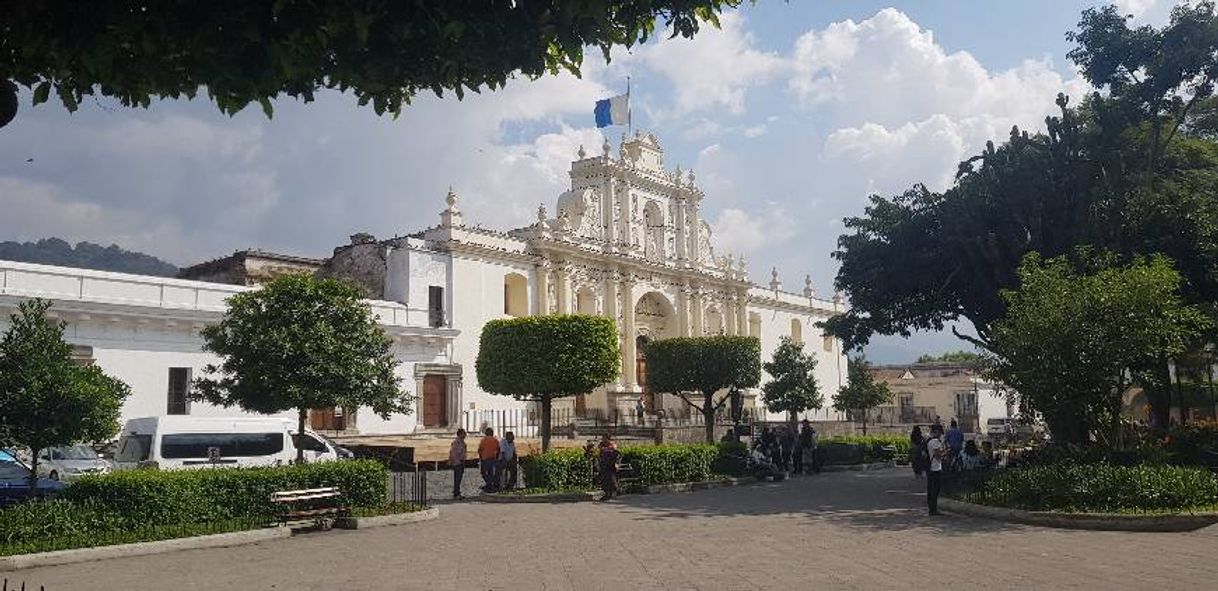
[270,487,345,529]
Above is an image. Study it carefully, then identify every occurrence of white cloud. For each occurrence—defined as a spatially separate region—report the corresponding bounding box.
[795,9,1089,192]
[708,206,797,259]
[631,13,785,116]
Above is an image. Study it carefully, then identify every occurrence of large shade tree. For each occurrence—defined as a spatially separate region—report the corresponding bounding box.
[823,3,1218,428]
[194,274,406,463]
[986,253,1209,445]
[762,336,822,423]
[0,1,748,128]
[476,314,620,451]
[0,299,129,492]
[832,357,892,435]
[645,336,761,442]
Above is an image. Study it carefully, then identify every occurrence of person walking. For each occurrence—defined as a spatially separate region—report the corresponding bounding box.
[945,419,965,458]
[779,426,796,473]
[910,425,926,480]
[597,434,621,500]
[448,429,468,499]
[926,424,946,515]
[477,427,501,493]
[499,431,519,490]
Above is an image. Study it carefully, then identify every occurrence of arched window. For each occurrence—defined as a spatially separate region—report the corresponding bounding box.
[504,273,528,317]
[790,318,803,345]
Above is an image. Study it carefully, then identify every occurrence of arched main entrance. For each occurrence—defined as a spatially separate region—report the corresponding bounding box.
[634,291,676,415]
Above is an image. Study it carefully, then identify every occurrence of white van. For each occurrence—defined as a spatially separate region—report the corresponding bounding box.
[113,416,349,471]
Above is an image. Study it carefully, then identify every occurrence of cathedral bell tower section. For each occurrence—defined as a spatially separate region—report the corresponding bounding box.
[558,130,710,269]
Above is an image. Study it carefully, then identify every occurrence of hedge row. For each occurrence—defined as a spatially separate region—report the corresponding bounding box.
[520,442,748,491]
[1,460,387,554]
[959,464,1218,513]
[820,434,911,463]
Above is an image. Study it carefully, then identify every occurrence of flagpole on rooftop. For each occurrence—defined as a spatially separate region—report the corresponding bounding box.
[626,75,632,135]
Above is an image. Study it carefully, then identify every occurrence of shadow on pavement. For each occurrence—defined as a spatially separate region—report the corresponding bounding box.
[613,469,1023,537]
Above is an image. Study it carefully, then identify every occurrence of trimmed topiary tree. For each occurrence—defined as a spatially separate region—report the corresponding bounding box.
[645,336,761,442]
[762,336,822,423]
[0,299,130,493]
[194,274,407,463]
[476,315,620,451]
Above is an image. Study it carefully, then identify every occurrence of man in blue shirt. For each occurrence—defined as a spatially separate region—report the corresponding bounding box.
[945,419,965,460]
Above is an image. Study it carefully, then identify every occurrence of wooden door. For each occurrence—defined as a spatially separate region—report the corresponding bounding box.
[422,375,447,427]
[310,408,343,431]
[575,394,587,417]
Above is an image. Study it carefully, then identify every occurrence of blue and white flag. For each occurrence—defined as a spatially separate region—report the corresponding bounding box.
[594,94,629,128]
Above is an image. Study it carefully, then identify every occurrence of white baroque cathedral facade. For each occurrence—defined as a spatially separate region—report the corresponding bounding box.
[0,132,846,435]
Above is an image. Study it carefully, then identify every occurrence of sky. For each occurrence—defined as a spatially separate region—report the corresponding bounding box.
[0,0,1187,363]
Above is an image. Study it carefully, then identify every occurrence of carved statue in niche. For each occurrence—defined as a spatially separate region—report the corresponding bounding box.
[698,220,715,264]
[546,281,557,314]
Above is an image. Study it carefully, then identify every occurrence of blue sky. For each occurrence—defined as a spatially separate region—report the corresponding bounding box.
[0,1,1184,362]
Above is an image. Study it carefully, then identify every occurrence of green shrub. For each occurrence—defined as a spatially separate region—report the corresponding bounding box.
[520,442,744,491]
[60,460,387,526]
[820,434,910,463]
[519,447,594,491]
[960,464,1218,513]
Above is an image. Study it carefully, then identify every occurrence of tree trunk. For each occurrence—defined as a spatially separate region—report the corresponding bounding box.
[296,407,307,464]
[541,395,553,452]
[861,412,868,435]
[1145,362,1172,433]
[703,395,716,443]
[28,447,40,497]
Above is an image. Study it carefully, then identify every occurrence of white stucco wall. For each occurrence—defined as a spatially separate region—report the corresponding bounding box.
[447,251,536,415]
[0,260,453,437]
[749,297,847,422]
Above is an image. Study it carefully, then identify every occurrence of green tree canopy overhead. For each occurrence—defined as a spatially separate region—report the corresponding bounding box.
[476,314,620,451]
[986,252,1209,445]
[762,336,821,421]
[0,299,129,490]
[0,1,748,128]
[645,335,761,442]
[822,4,1218,428]
[832,357,892,435]
[194,274,405,462]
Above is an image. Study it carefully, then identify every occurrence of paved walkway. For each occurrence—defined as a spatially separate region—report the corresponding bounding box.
[12,470,1218,590]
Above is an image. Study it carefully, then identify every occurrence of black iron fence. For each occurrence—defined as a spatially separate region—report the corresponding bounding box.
[4,578,45,591]
[385,469,429,510]
[461,407,762,439]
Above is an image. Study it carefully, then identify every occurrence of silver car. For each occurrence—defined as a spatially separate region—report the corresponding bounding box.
[36,445,112,482]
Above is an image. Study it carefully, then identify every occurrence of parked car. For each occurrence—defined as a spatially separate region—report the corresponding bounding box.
[113,416,347,471]
[0,450,67,508]
[35,444,112,482]
[986,417,1035,440]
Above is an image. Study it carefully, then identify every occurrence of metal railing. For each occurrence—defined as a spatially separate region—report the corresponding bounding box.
[460,407,760,439]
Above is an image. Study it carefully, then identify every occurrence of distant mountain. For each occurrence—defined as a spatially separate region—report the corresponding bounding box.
[0,238,178,277]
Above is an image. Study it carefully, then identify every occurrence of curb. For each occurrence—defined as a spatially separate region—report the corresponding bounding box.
[820,462,896,472]
[481,477,759,503]
[0,527,291,573]
[479,491,602,503]
[336,507,439,529]
[939,498,1218,532]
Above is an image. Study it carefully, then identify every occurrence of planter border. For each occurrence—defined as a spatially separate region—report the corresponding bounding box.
[940,498,1218,532]
[0,508,440,572]
[483,476,759,503]
[820,462,895,472]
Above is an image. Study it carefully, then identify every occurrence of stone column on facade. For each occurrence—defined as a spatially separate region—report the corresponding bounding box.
[736,292,748,336]
[724,295,737,336]
[674,196,688,261]
[603,272,621,386]
[446,376,463,428]
[621,276,637,388]
[687,204,701,262]
[603,175,617,247]
[619,181,632,250]
[691,289,704,336]
[677,284,691,337]
[535,261,551,315]
[556,265,571,314]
